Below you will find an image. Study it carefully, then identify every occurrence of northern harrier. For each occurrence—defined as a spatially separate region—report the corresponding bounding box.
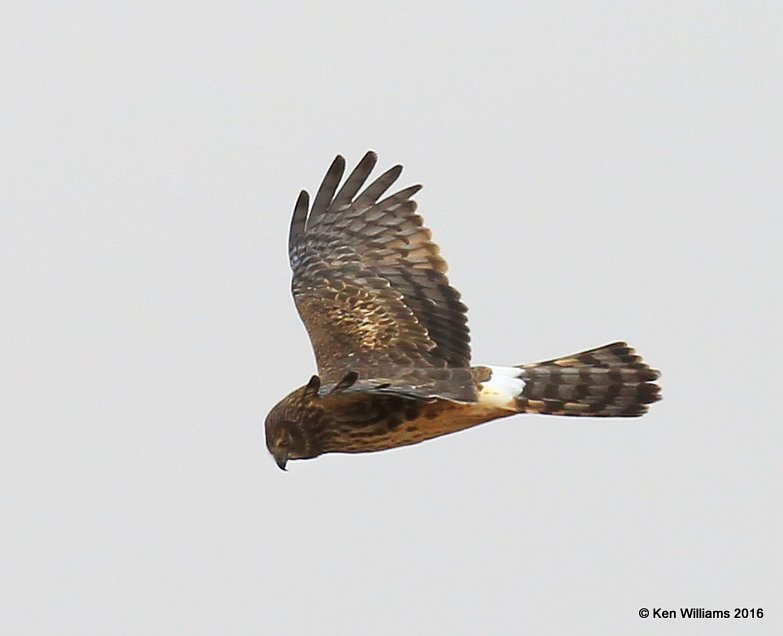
[265,152,660,469]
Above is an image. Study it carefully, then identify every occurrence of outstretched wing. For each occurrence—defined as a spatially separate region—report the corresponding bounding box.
[288,151,474,401]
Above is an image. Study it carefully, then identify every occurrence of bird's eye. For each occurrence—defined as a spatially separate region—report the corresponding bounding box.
[278,436,290,448]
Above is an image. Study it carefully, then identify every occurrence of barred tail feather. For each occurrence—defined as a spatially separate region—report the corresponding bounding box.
[516,342,661,417]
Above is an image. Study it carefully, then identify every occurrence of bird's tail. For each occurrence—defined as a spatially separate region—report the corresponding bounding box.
[514,341,661,417]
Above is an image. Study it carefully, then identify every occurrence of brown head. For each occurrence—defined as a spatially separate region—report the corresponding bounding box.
[265,376,326,470]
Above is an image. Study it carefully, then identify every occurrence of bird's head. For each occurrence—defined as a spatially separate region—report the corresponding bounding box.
[265,376,323,470]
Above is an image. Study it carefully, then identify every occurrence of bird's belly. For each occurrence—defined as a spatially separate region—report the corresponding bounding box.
[328,399,515,454]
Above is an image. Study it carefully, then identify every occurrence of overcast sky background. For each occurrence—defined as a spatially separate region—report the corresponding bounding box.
[2,2,781,634]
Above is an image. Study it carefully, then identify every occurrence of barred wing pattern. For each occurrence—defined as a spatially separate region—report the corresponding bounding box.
[288,152,475,402]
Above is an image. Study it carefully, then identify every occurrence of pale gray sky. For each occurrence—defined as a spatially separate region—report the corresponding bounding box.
[2,1,781,634]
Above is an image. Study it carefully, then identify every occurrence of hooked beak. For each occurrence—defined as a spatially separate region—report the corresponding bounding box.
[274,453,289,471]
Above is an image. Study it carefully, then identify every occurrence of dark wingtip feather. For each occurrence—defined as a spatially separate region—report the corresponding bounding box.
[355,164,403,206]
[377,184,424,209]
[309,155,346,226]
[332,151,378,209]
[288,189,310,258]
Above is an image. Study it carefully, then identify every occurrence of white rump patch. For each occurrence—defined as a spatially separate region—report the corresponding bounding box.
[478,365,526,408]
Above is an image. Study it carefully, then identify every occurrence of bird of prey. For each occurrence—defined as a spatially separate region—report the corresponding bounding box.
[265,152,660,470]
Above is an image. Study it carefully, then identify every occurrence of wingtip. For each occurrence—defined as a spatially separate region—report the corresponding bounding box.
[326,155,347,181]
[356,150,379,173]
[288,189,311,259]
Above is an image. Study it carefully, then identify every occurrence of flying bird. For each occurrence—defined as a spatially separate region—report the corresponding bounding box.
[265,152,660,470]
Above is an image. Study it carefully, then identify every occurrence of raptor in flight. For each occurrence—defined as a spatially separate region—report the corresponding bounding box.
[265,152,660,469]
